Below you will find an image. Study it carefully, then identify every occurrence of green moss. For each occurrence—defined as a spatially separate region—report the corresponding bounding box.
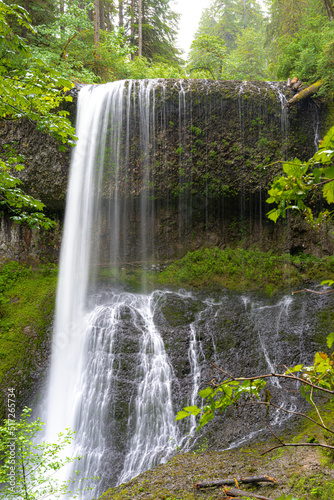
[324,101,334,133]
[290,473,334,499]
[0,261,57,420]
[154,247,334,293]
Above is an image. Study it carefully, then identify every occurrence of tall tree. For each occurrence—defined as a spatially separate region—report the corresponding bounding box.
[123,0,180,63]
[188,0,266,79]
[323,0,334,21]
[94,0,100,49]
[263,0,334,97]
[118,0,123,27]
[138,0,142,56]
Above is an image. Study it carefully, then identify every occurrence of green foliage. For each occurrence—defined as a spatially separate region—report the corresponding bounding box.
[125,56,186,80]
[290,472,334,500]
[156,247,334,292]
[188,34,226,79]
[122,0,181,64]
[176,333,334,441]
[188,0,267,80]
[267,0,334,95]
[221,26,268,80]
[266,126,334,227]
[176,378,266,429]
[31,1,137,83]
[0,0,76,228]
[0,406,93,499]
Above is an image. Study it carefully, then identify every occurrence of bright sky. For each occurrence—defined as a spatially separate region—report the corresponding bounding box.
[173,0,211,57]
[173,0,267,58]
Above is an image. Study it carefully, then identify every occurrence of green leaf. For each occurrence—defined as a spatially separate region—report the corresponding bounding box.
[267,208,281,223]
[282,158,302,176]
[183,405,201,416]
[175,410,191,420]
[326,332,334,349]
[199,387,213,398]
[323,181,334,204]
[285,364,303,374]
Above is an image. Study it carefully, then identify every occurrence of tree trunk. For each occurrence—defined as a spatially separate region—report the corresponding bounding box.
[196,476,277,489]
[119,0,124,27]
[130,0,135,59]
[59,1,65,33]
[138,0,142,56]
[323,0,334,21]
[106,0,113,31]
[94,0,100,48]
[286,80,323,108]
[100,0,105,30]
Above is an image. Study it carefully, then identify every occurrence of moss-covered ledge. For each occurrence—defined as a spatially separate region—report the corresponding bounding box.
[0,262,57,421]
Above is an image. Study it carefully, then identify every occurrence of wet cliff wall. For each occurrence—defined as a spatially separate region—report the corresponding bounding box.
[0,79,332,262]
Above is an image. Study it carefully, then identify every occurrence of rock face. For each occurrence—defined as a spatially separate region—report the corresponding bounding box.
[0,79,332,262]
[62,286,334,495]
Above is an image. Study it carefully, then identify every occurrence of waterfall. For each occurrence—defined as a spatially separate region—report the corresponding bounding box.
[43,80,323,498]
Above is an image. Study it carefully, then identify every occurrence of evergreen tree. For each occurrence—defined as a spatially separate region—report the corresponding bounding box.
[266,0,334,95]
[188,0,267,80]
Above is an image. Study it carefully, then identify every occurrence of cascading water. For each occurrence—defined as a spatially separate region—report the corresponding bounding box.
[43,79,328,499]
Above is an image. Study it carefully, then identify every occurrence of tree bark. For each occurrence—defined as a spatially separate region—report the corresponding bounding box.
[119,0,124,27]
[94,0,100,48]
[138,0,142,56]
[100,0,105,30]
[106,0,113,31]
[323,0,334,21]
[286,80,323,108]
[196,476,277,489]
[59,0,65,33]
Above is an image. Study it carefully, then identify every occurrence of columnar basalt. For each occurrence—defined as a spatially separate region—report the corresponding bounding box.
[0,79,331,262]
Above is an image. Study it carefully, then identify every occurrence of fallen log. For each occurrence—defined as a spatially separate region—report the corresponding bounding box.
[196,475,277,489]
[286,80,323,108]
[222,486,273,500]
[292,79,303,91]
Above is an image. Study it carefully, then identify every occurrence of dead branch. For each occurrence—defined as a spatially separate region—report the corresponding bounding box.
[196,475,277,489]
[246,401,334,436]
[209,362,334,396]
[265,422,284,445]
[291,288,334,295]
[222,486,273,499]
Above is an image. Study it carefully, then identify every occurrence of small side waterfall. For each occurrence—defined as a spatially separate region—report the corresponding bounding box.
[43,80,326,498]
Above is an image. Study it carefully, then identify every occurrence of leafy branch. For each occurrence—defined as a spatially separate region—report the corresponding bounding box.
[176,334,334,455]
[266,126,334,227]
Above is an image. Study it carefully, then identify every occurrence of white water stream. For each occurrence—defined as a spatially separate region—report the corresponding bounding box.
[42,81,318,498]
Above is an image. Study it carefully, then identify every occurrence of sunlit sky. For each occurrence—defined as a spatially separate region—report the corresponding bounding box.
[173,0,211,57]
[173,0,267,58]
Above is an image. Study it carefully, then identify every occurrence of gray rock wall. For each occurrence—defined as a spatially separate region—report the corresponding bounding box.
[0,79,332,262]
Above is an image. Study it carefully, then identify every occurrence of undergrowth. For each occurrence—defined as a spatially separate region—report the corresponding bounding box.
[0,261,57,420]
[154,247,334,293]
